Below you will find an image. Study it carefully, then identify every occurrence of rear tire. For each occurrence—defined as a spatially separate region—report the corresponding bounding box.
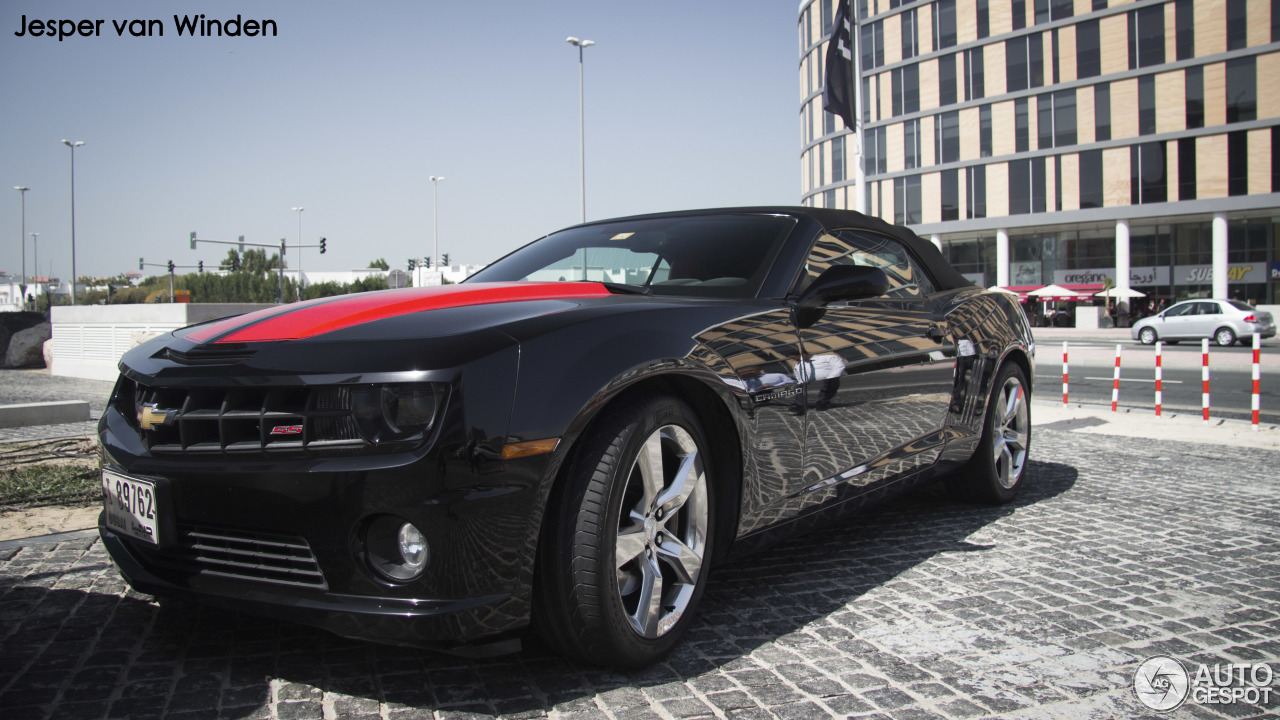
[534,395,715,668]
[947,363,1031,504]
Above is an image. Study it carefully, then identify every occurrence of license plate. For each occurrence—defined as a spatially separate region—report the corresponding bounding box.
[102,470,160,545]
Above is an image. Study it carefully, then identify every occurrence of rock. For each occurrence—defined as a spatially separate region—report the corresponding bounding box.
[43,337,54,368]
[4,322,51,367]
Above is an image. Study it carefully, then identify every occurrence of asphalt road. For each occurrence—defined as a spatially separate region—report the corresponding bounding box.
[1032,337,1280,424]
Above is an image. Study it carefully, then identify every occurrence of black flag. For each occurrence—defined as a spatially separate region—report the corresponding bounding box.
[823,0,857,131]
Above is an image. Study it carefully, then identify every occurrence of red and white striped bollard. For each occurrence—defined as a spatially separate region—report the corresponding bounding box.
[1253,333,1261,431]
[1111,344,1122,412]
[1154,341,1163,417]
[1202,338,1211,425]
[1062,341,1069,405]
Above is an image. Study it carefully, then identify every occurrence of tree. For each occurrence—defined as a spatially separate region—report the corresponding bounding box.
[367,258,389,270]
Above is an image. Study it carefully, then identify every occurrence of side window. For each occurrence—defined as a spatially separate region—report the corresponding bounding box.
[1165,303,1192,317]
[799,231,936,299]
[1198,302,1221,315]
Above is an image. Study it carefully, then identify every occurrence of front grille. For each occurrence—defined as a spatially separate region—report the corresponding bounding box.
[168,525,327,590]
[114,377,366,456]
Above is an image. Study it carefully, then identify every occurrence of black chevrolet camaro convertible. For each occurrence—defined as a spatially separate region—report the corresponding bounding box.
[99,207,1034,667]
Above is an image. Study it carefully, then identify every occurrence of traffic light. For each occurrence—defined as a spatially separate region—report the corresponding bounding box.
[189,232,196,250]
[198,261,204,273]
[408,258,416,271]
[167,260,175,273]
[139,257,144,271]
[319,237,327,254]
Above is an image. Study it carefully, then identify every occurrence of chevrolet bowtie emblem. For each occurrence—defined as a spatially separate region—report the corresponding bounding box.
[138,404,176,431]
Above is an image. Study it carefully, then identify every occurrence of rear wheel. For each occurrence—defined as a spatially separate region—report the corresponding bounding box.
[947,363,1031,504]
[1139,327,1158,345]
[1215,327,1237,347]
[534,395,714,667]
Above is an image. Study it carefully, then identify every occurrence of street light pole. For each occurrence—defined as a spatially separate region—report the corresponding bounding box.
[292,206,304,298]
[429,176,444,275]
[566,37,594,225]
[61,140,84,305]
[14,186,28,290]
[30,232,39,308]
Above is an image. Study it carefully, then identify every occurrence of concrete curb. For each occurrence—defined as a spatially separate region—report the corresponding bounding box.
[0,400,91,429]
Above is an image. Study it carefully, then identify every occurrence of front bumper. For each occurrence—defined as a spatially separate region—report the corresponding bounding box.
[99,519,524,655]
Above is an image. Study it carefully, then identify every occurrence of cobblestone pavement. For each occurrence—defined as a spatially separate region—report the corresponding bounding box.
[2,427,1278,720]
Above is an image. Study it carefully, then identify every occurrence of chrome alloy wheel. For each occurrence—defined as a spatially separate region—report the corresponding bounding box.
[614,424,709,639]
[992,375,1029,489]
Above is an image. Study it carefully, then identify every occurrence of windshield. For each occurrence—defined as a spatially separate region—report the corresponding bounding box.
[466,214,798,298]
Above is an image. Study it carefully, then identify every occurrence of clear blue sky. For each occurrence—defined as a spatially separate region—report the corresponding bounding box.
[1,1,802,281]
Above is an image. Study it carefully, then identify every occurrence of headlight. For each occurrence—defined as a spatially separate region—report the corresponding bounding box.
[351,383,443,444]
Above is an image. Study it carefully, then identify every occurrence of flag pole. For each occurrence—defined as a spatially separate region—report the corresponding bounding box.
[852,0,865,214]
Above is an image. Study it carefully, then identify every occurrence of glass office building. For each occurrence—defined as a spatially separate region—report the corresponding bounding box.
[799,0,1280,307]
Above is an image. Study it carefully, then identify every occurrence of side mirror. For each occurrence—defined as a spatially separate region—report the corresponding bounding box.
[797,265,890,308]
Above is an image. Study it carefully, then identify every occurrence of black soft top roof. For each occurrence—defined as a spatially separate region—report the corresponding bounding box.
[587,206,974,292]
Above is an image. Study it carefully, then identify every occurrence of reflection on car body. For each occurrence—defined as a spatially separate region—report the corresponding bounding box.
[98,207,1034,667]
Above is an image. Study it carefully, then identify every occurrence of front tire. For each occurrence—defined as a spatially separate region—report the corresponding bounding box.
[1215,327,1237,347]
[947,363,1031,504]
[1139,327,1158,345]
[534,395,714,667]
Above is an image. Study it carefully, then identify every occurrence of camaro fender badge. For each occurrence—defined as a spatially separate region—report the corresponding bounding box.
[269,425,304,436]
[137,404,176,430]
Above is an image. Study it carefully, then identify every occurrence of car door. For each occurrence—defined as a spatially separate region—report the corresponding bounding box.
[1158,302,1196,339]
[784,230,956,514]
[1189,301,1223,338]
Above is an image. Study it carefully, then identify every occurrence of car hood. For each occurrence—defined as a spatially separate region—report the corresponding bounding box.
[120,282,750,381]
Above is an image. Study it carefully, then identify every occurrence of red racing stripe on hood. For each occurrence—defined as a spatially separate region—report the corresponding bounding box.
[196,282,612,344]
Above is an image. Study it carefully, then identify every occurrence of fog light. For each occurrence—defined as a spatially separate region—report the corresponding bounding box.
[365,516,430,582]
[398,523,428,569]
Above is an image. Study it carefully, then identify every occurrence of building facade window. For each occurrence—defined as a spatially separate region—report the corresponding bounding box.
[941,168,960,220]
[894,175,923,224]
[1178,137,1197,200]
[1095,83,1111,141]
[832,135,846,183]
[1093,0,1107,9]
[1139,75,1156,135]
[1079,150,1103,208]
[1050,0,1073,21]
[1128,6,1165,69]
[861,21,884,70]
[1006,34,1044,93]
[939,53,958,106]
[935,111,960,163]
[1053,89,1076,147]
[1227,0,1248,51]
[1175,0,1194,60]
[1228,131,1248,196]
[1016,98,1030,152]
[1130,142,1167,204]
[892,65,920,116]
[980,104,993,157]
[1226,57,1256,123]
[1009,159,1047,214]
[1038,95,1054,150]
[964,47,986,101]
[966,166,987,218]
[1036,0,1050,25]
[1186,66,1204,129]
[977,0,990,38]
[1077,20,1100,79]
[905,118,922,169]
[821,0,834,34]
[1013,0,1027,30]
[902,8,920,59]
[934,0,957,49]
